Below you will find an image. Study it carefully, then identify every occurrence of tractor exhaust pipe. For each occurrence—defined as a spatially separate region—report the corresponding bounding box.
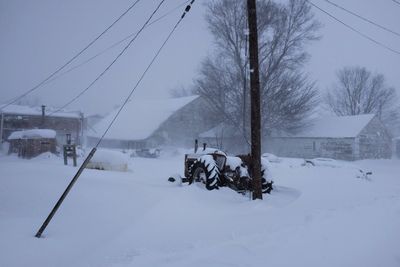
[203,143,207,151]
[194,139,198,153]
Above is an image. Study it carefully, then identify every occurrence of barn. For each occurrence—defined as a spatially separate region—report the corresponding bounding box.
[264,114,392,161]
[86,95,214,150]
[0,104,83,146]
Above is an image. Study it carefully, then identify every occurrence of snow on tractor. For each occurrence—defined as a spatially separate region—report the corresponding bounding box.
[169,141,273,195]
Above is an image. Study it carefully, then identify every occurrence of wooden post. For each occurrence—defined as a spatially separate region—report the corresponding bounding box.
[247,0,263,200]
[35,147,97,238]
[63,145,68,165]
[79,112,84,146]
[66,133,72,145]
[72,145,77,167]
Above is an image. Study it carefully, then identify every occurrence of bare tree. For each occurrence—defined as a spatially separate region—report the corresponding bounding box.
[194,0,320,148]
[326,66,400,127]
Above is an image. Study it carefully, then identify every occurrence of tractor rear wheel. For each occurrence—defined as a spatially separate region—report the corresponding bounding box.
[261,166,273,194]
[189,155,220,190]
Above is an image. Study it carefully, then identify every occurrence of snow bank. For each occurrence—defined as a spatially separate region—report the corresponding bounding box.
[305,158,372,179]
[8,129,56,140]
[0,155,399,267]
[32,152,59,160]
[262,152,282,163]
[86,149,129,172]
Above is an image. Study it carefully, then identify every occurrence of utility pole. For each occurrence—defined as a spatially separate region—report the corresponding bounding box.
[247,0,262,200]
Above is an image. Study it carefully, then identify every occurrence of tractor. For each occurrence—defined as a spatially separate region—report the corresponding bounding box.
[169,140,273,195]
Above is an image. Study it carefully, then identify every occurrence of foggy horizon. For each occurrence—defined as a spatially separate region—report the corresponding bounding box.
[1,0,399,116]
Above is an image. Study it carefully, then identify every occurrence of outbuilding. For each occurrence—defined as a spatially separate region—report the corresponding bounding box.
[264,114,392,160]
[8,129,57,159]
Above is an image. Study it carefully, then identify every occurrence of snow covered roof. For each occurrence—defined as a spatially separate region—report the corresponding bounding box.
[8,129,57,140]
[89,95,199,141]
[290,114,376,138]
[199,122,242,138]
[0,104,82,118]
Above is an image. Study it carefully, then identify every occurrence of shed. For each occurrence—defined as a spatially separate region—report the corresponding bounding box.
[8,129,57,159]
[264,114,392,160]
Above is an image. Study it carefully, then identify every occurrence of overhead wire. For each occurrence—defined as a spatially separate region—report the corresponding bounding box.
[306,0,400,56]
[48,0,167,116]
[34,0,196,239]
[42,0,190,87]
[95,0,196,147]
[0,0,142,110]
[322,0,400,38]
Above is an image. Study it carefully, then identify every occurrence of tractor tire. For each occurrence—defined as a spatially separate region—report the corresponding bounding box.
[261,165,273,194]
[189,155,220,190]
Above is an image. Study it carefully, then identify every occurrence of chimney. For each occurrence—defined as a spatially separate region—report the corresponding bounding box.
[41,105,46,127]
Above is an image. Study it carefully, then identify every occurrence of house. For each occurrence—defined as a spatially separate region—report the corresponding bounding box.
[7,129,57,159]
[86,96,214,149]
[264,114,392,160]
[0,104,83,146]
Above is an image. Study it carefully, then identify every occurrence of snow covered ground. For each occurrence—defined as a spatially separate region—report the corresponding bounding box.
[1,150,400,267]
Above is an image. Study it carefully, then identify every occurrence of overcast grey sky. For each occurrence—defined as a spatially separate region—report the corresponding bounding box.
[0,0,399,115]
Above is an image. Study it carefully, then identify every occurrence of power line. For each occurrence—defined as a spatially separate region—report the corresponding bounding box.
[323,0,400,38]
[48,0,167,116]
[42,0,190,87]
[96,0,196,147]
[34,0,196,239]
[0,0,141,110]
[392,0,400,6]
[307,0,400,56]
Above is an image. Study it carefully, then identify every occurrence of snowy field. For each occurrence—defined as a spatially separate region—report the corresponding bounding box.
[1,150,400,267]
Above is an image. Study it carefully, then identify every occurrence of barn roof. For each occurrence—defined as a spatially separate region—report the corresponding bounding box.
[0,104,82,118]
[89,95,199,141]
[199,122,242,138]
[291,114,376,138]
